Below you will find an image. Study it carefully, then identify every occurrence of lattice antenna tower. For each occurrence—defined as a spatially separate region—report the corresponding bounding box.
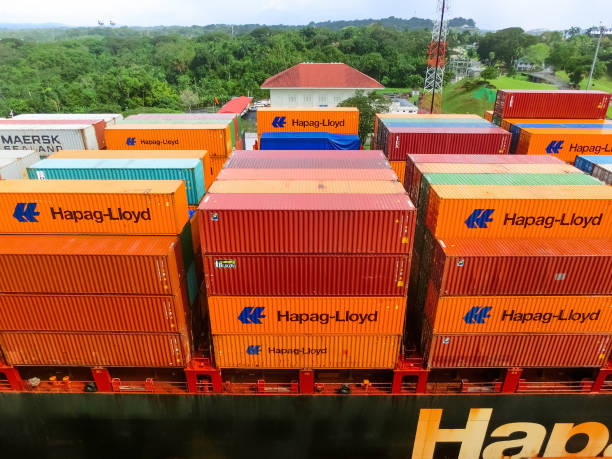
[420,0,449,114]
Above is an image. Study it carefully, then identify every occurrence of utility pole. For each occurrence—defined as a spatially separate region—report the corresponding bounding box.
[586,25,612,90]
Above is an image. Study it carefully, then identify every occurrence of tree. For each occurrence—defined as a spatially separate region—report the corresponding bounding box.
[480,66,499,82]
[525,43,550,68]
[338,90,390,145]
[477,28,536,69]
[180,88,199,110]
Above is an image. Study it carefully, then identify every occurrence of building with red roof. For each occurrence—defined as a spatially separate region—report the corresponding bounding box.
[261,63,384,107]
[219,96,253,115]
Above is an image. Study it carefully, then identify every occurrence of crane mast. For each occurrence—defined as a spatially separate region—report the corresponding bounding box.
[420,0,449,114]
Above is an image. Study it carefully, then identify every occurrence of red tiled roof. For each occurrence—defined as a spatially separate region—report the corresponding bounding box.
[218,96,253,113]
[261,63,384,89]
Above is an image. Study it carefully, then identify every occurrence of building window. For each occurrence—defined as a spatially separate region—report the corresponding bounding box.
[288,95,297,104]
[319,95,327,104]
[303,95,312,104]
[334,96,342,104]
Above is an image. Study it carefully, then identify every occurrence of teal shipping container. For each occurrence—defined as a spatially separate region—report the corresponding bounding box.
[27,158,205,205]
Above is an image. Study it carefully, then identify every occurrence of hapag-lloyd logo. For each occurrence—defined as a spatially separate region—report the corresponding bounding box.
[464,209,604,230]
[412,408,612,458]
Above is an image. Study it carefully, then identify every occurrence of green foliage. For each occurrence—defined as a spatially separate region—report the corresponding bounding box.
[524,43,550,67]
[477,27,538,69]
[480,66,499,82]
[338,90,390,145]
[0,24,434,115]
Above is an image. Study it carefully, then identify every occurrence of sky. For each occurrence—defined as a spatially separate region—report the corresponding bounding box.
[2,0,611,31]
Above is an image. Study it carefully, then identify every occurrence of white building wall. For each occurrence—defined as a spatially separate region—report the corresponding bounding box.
[269,89,375,107]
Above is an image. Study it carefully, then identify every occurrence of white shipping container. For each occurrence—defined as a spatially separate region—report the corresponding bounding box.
[0,151,40,179]
[13,113,123,125]
[0,124,99,156]
[592,163,612,185]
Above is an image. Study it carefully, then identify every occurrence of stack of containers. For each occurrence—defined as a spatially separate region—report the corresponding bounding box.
[373,114,511,186]
[256,108,360,151]
[406,155,612,369]
[104,118,233,183]
[198,150,416,370]
[0,122,103,154]
[0,180,194,368]
[575,155,612,185]
[0,150,40,179]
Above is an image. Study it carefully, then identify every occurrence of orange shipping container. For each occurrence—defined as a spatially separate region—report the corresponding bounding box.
[516,128,612,163]
[426,185,612,239]
[0,332,189,367]
[207,180,406,194]
[0,293,189,334]
[500,118,607,131]
[212,334,400,369]
[208,296,406,335]
[0,235,185,295]
[389,161,406,184]
[0,180,189,235]
[257,107,359,138]
[105,124,232,157]
[210,156,226,182]
[424,282,612,334]
[484,110,493,122]
[49,149,213,191]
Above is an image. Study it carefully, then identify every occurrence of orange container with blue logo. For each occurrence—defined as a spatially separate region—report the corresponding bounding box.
[257,107,359,138]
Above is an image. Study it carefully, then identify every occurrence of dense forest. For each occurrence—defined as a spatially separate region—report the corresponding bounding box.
[0,20,610,116]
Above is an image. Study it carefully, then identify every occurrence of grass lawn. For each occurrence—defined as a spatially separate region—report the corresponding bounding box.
[486,75,556,90]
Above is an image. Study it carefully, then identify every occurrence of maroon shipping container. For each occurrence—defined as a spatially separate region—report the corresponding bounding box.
[0,119,107,149]
[405,154,564,191]
[383,127,510,161]
[204,254,410,296]
[430,238,612,296]
[199,193,415,254]
[0,332,189,367]
[422,321,612,368]
[216,168,398,181]
[224,157,391,169]
[0,293,189,334]
[229,150,387,159]
[494,90,610,119]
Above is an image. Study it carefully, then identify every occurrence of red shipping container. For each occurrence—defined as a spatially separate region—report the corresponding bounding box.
[494,90,610,119]
[204,254,410,296]
[224,157,390,170]
[0,293,189,334]
[0,332,189,367]
[430,238,612,296]
[229,150,386,159]
[405,154,565,192]
[216,168,398,181]
[0,119,107,149]
[199,193,415,254]
[383,127,510,161]
[422,321,611,368]
[0,235,185,295]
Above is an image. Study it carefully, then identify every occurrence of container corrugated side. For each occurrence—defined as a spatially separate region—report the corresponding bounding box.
[48,150,213,193]
[105,124,232,157]
[422,321,611,368]
[592,163,612,185]
[494,90,610,119]
[208,296,406,335]
[199,193,415,254]
[0,293,189,334]
[0,124,98,155]
[426,185,612,240]
[256,107,359,138]
[229,150,385,159]
[484,110,493,122]
[210,157,226,182]
[516,128,612,163]
[0,235,184,295]
[0,119,107,149]
[203,254,410,296]
[27,158,205,206]
[208,180,406,194]
[384,127,510,160]
[0,332,189,367]
[14,113,122,124]
[0,151,39,179]
[216,168,398,181]
[431,237,612,296]
[501,117,609,131]
[224,157,390,170]
[213,334,400,369]
[574,155,612,174]
[389,161,405,184]
[424,282,612,334]
[0,180,189,235]
[404,154,566,190]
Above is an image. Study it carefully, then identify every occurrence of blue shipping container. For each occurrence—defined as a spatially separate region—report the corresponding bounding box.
[27,158,205,205]
[574,155,612,174]
[259,132,361,150]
